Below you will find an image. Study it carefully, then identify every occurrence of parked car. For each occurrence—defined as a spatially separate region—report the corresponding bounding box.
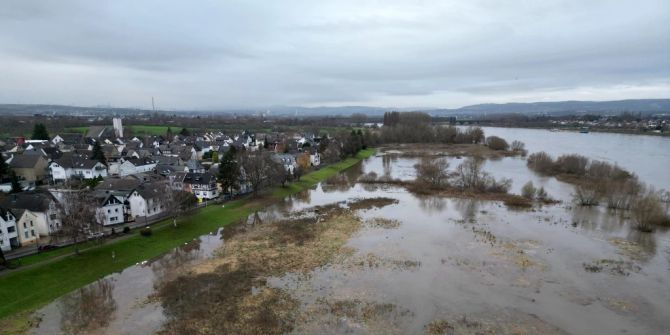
[88,232,105,240]
[37,244,58,252]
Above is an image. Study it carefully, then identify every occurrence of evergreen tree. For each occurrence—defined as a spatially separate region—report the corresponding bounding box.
[32,123,50,140]
[166,127,173,140]
[91,141,107,165]
[0,156,8,179]
[0,245,6,268]
[218,146,240,195]
[179,127,190,136]
[10,171,22,193]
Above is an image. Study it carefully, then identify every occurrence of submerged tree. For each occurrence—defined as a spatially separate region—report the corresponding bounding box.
[414,157,450,188]
[59,278,117,335]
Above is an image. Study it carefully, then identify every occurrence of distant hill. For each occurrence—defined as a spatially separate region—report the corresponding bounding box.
[427,99,670,116]
[0,99,668,117]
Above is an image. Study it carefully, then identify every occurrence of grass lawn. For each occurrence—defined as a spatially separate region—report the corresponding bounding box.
[128,125,195,136]
[63,126,88,134]
[0,148,375,332]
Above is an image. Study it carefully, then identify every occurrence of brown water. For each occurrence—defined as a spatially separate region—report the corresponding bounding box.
[29,153,670,334]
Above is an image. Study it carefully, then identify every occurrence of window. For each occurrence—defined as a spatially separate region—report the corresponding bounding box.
[30,221,33,226]
[107,209,111,213]
[25,232,29,239]
[23,222,27,229]
[115,208,119,213]
[8,227,15,233]
[31,230,35,237]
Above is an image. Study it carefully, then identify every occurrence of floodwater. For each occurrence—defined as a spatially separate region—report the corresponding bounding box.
[473,126,670,191]
[28,136,670,334]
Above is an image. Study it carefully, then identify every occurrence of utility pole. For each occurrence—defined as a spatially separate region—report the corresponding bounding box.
[152,97,155,112]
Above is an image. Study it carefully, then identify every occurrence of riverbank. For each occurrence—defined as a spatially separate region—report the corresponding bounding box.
[0,149,375,334]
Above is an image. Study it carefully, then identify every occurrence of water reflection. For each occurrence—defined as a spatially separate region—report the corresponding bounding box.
[453,198,481,221]
[417,195,447,213]
[59,278,117,335]
[152,239,203,289]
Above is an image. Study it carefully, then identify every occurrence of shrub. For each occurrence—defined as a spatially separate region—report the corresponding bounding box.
[504,195,532,208]
[527,152,554,174]
[555,154,588,175]
[510,140,527,156]
[414,158,450,188]
[521,181,536,199]
[536,186,548,201]
[632,191,669,232]
[573,182,602,206]
[485,136,509,151]
[140,226,152,237]
[122,226,130,234]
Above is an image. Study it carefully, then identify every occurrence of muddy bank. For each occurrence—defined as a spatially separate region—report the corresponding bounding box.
[155,197,397,334]
[379,143,522,159]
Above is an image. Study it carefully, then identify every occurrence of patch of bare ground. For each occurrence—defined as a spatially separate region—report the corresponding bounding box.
[424,312,567,335]
[293,298,414,334]
[155,198,398,334]
[347,197,399,210]
[379,143,522,159]
[366,217,402,229]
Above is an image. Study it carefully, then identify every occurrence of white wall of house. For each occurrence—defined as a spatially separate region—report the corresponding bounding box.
[50,163,68,181]
[0,212,18,251]
[310,153,321,166]
[134,163,156,174]
[16,210,39,246]
[97,202,124,226]
[128,191,164,219]
[118,161,137,176]
[191,184,218,200]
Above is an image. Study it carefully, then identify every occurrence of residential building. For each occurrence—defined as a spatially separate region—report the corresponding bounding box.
[0,208,18,251]
[8,154,49,182]
[50,154,108,182]
[12,209,39,246]
[0,192,61,237]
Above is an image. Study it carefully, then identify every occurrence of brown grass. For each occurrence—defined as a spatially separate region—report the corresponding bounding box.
[379,143,522,159]
[156,197,399,334]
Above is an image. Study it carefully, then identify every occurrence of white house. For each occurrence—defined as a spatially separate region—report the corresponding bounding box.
[127,183,164,219]
[0,193,61,237]
[50,154,108,182]
[95,193,125,226]
[13,209,40,247]
[0,208,19,252]
[173,172,218,200]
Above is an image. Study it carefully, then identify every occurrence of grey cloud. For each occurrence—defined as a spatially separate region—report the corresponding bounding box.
[0,0,668,109]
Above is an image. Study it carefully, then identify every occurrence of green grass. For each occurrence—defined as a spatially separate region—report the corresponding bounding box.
[129,125,176,136]
[0,148,375,324]
[64,126,88,134]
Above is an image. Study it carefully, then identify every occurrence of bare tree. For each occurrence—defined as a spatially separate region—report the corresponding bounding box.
[240,152,284,195]
[414,157,450,188]
[57,190,102,254]
[59,278,117,334]
[160,183,197,227]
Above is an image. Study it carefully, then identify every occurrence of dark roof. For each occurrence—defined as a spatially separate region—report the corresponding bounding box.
[134,182,164,200]
[54,153,104,169]
[182,172,216,185]
[10,208,26,220]
[127,157,156,166]
[0,207,15,222]
[9,154,45,169]
[95,177,143,192]
[0,192,54,212]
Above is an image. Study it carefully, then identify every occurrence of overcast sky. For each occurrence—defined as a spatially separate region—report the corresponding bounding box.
[0,0,668,110]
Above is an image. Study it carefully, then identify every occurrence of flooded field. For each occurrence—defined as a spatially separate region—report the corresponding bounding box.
[28,145,670,334]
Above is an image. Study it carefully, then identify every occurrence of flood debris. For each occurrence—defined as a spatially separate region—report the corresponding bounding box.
[366,217,402,229]
[293,298,414,334]
[582,259,641,276]
[344,252,421,271]
[424,311,567,335]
